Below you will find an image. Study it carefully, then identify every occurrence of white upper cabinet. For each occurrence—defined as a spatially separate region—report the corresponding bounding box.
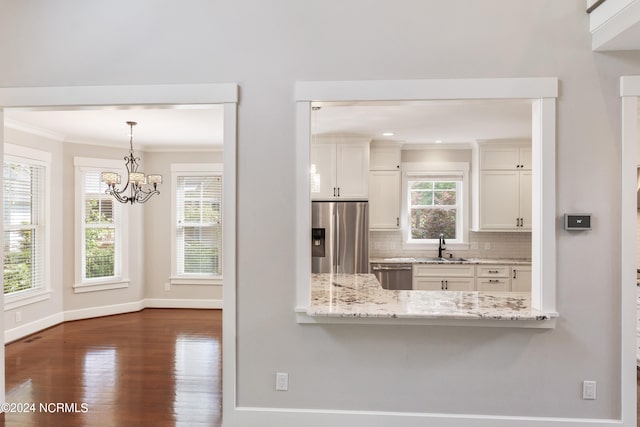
[480,145,531,170]
[369,170,401,229]
[472,141,532,231]
[370,145,401,170]
[311,137,370,200]
[369,144,402,230]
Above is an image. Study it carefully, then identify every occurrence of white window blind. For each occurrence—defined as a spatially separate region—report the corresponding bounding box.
[176,175,222,276]
[3,160,45,294]
[82,170,118,280]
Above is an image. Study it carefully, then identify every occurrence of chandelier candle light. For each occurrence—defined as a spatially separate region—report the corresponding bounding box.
[101,121,162,204]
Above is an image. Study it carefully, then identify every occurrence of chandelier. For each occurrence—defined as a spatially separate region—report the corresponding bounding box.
[100,121,162,204]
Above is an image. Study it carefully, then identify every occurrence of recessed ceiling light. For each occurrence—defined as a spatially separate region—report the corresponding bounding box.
[435,140,443,143]
[382,132,394,136]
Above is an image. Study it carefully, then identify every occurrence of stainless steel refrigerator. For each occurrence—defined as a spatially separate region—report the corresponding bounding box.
[311,201,368,274]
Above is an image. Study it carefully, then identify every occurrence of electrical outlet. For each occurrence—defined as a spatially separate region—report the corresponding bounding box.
[15,311,22,323]
[164,283,170,291]
[470,242,478,250]
[275,372,289,391]
[484,242,491,250]
[582,380,597,400]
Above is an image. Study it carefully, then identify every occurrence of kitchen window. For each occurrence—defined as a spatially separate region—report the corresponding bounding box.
[170,164,223,286]
[3,144,51,308]
[401,163,469,249]
[73,157,129,293]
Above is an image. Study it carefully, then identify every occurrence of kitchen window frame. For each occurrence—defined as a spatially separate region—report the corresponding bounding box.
[401,163,469,250]
[295,78,558,325]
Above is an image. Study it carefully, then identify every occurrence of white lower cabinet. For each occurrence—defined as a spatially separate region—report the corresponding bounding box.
[410,263,532,292]
[412,265,475,291]
[511,267,532,292]
[476,265,510,291]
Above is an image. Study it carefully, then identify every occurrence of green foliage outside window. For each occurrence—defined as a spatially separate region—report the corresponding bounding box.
[3,229,34,294]
[409,180,458,240]
[85,199,115,279]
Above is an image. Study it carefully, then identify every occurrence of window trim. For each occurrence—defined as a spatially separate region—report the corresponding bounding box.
[3,143,52,309]
[170,163,223,286]
[401,162,469,250]
[73,157,130,293]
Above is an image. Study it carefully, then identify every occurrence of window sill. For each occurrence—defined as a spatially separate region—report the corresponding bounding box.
[73,279,130,294]
[5,288,53,311]
[170,276,222,286]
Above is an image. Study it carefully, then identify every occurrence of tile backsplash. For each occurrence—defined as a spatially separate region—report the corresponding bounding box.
[370,231,531,259]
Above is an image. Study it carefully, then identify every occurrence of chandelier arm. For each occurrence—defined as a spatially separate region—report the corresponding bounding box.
[135,189,161,204]
[106,187,130,204]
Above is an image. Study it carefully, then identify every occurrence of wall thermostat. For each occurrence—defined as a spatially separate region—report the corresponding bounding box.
[564,214,591,230]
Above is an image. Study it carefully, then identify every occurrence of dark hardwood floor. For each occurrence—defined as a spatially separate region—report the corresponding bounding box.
[1,308,222,427]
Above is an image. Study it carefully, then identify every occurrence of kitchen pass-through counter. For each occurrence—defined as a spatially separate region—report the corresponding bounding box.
[300,273,554,327]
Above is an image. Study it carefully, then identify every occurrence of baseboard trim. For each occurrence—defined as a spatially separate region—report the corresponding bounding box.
[64,300,145,322]
[225,407,622,427]
[144,298,223,309]
[5,299,222,343]
[4,312,65,344]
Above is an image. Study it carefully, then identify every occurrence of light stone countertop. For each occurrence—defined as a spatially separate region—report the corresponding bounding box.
[309,273,548,321]
[369,257,532,265]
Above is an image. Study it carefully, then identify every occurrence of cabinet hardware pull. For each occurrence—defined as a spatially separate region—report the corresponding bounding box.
[489,270,498,273]
[445,280,448,290]
[337,187,340,197]
[516,218,519,227]
[396,217,399,227]
[489,279,499,283]
[333,187,336,197]
[513,270,517,279]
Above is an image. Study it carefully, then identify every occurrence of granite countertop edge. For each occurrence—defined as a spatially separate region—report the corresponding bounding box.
[308,273,549,322]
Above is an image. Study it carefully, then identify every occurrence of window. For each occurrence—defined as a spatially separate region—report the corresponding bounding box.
[408,177,461,242]
[74,157,129,292]
[3,144,52,308]
[401,163,469,248]
[171,164,223,285]
[82,171,117,280]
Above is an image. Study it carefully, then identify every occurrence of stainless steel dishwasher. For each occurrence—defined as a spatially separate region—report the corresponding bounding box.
[370,263,413,290]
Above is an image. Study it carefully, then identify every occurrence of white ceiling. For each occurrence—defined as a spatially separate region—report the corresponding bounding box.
[312,99,533,145]
[3,99,532,150]
[5,105,224,150]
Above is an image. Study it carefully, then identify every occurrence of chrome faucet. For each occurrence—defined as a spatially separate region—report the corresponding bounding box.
[438,233,446,258]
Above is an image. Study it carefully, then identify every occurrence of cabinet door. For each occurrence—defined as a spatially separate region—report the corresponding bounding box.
[480,171,520,230]
[444,278,475,291]
[413,278,444,290]
[511,267,532,292]
[370,146,401,170]
[477,279,510,292]
[519,147,532,169]
[310,144,337,200]
[480,146,520,169]
[336,144,369,199]
[519,171,532,229]
[369,171,400,229]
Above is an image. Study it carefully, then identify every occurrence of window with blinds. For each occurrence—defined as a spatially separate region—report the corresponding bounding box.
[3,159,45,295]
[82,170,118,280]
[175,174,222,276]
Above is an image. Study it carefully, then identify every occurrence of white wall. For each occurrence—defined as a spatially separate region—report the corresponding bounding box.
[1,0,639,423]
[143,150,223,303]
[61,142,144,312]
